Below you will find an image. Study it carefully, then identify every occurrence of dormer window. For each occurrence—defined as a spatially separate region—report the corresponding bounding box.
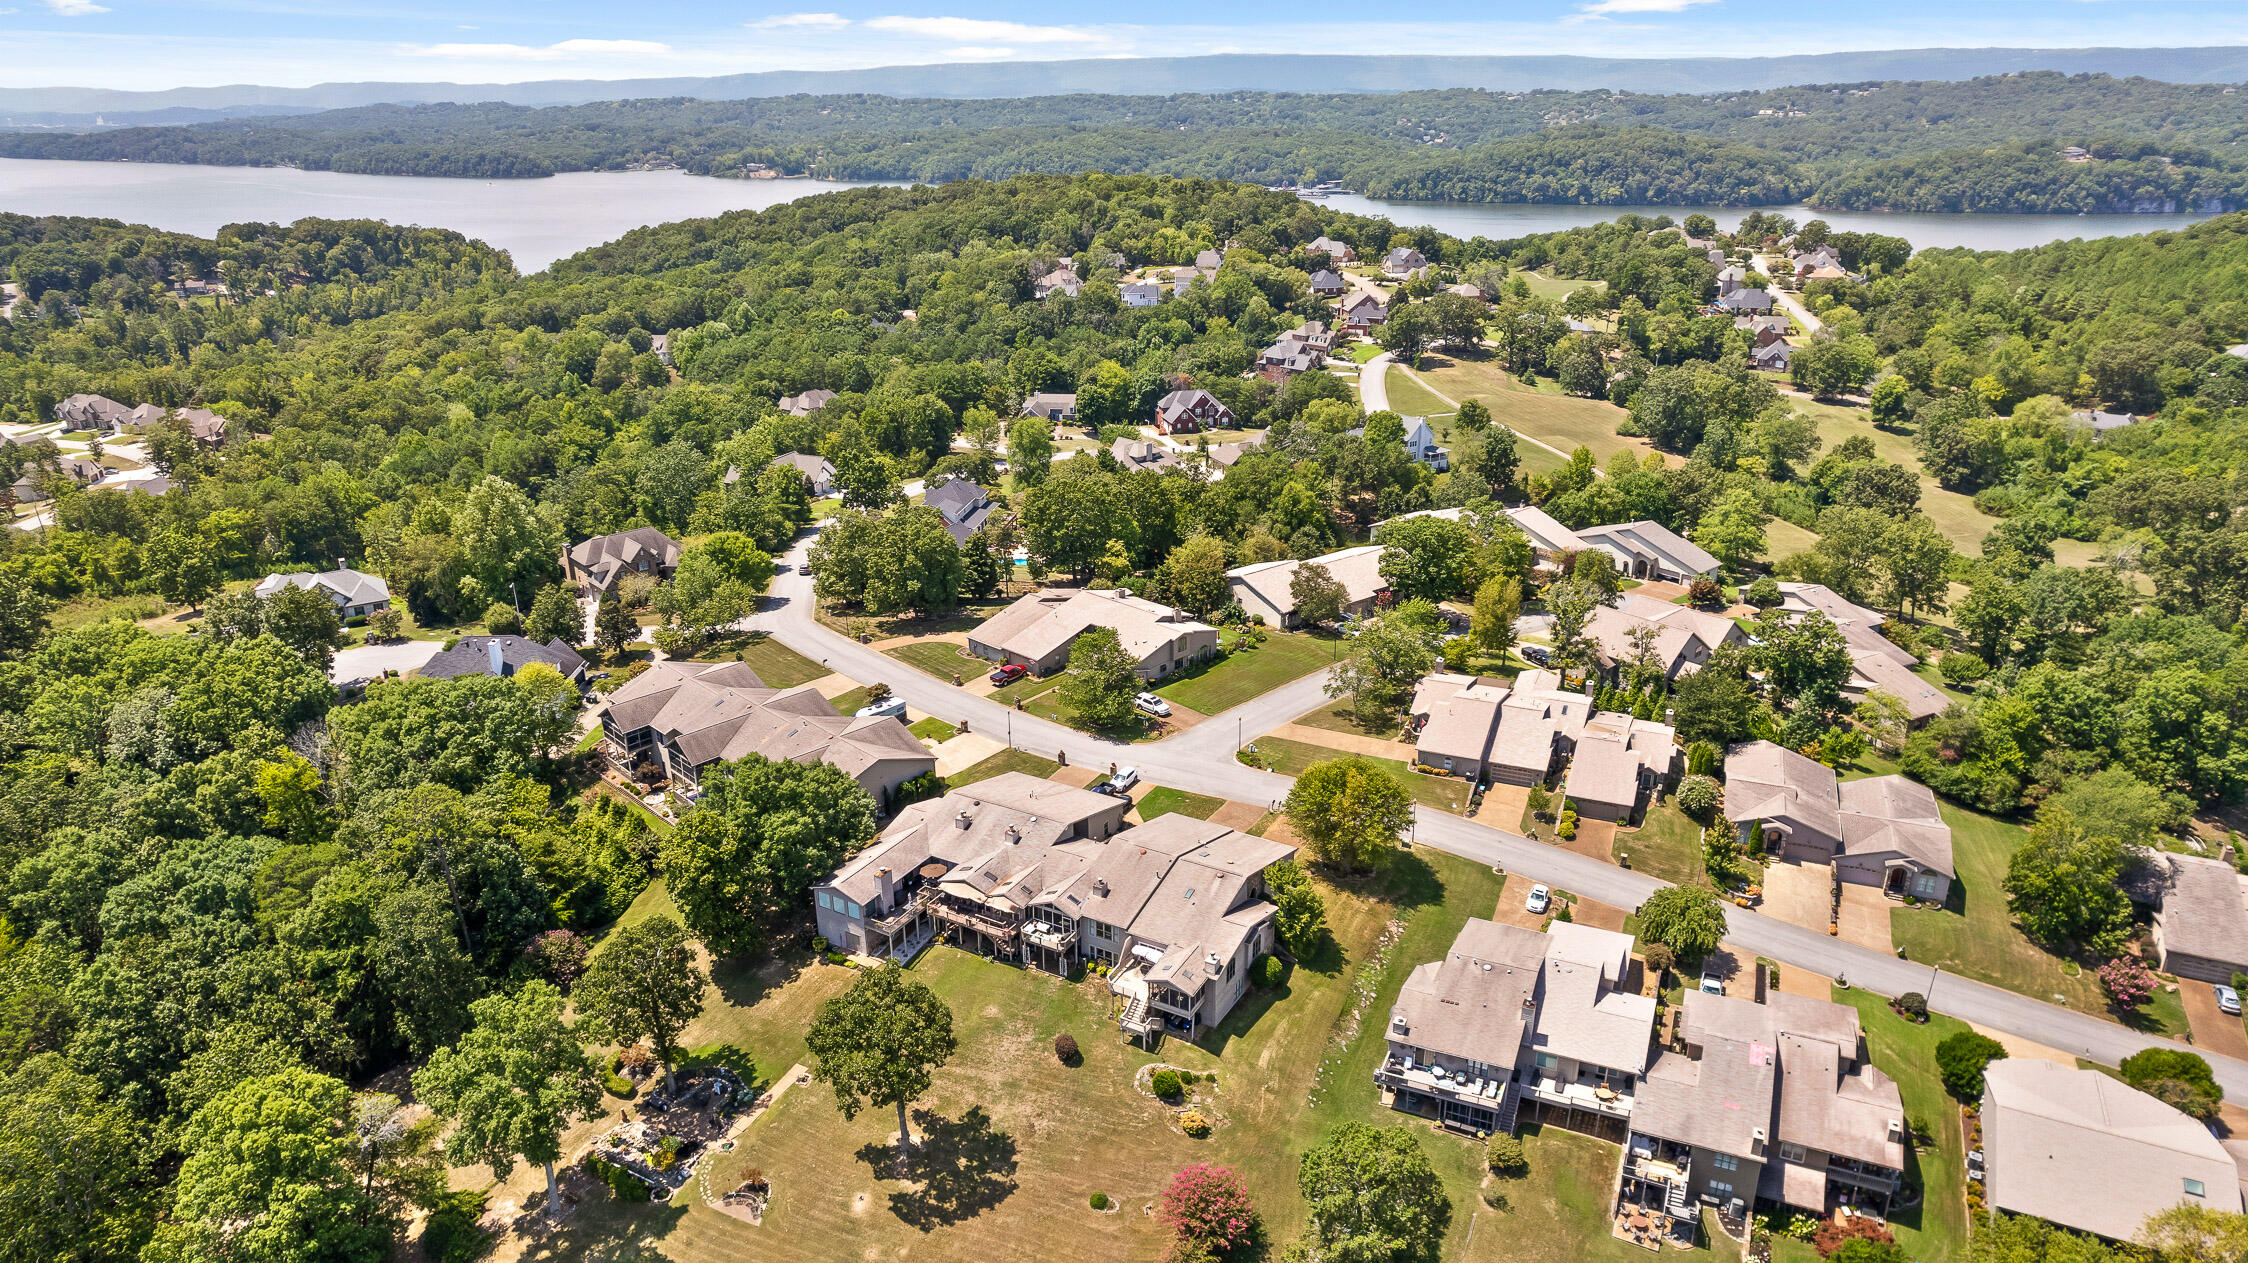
[2187,1178,2207,1198]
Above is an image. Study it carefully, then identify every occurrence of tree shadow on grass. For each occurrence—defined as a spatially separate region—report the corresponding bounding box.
[509,1195,687,1263]
[709,946,811,1011]
[856,1106,1020,1231]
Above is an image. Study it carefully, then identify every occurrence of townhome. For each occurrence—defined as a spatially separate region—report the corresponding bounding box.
[1724,740,1954,902]
[1625,990,1906,1232]
[1225,544,1387,628]
[1575,520,1721,583]
[968,587,1218,679]
[254,567,392,620]
[777,388,838,416]
[1775,584,1947,722]
[563,527,682,597]
[1377,919,1654,1139]
[1154,388,1231,434]
[598,659,933,805]
[813,784,1297,1044]
[1411,668,1592,787]
[1565,711,1680,823]
[1582,592,1745,682]
[1982,1060,2247,1241]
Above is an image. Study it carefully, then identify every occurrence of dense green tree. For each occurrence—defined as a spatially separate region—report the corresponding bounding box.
[660,755,876,958]
[572,913,707,1095]
[1297,1122,1451,1263]
[522,583,582,646]
[412,983,601,1222]
[1284,757,1415,876]
[0,1054,156,1263]
[804,963,957,1160]
[1636,884,1727,960]
[1058,626,1143,731]
[2003,806,2140,955]
[1008,416,1055,487]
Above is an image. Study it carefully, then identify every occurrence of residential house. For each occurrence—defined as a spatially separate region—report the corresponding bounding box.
[757,451,836,496]
[2062,145,2092,162]
[1717,266,1748,295]
[2145,853,2248,984]
[1339,292,1388,334]
[968,587,1218,679]
[1565,711,1680,822]
[1206,431,1269,469]
[1626,990,1906,1229]
[1194,248,1224,271]
[649,332,672,366]
[10,456,107,503]
[1752,342,1794,373]
[777,389,837,416]
[1981,1059,2246,1241]
[254,567,393,620]
[1398,417,1450,471]
[815,783,1298,1043]
[2072,409,2138,438]
[1021,392,1079,424]
[419,634,588,685]
[562,527,682,597]
[1565,317,1599,334]
[1411,668,1593,787]
[1258,339,1323,384]
[179,407,229,447]
[1154,388,1231,435]
[1284,320,1336,356]
[1225,544,1386,628]
[597,659,934,805]
[1033,261,1083,299]
[1775,584,1947,723]
[1383,246,1428,277]
[1717,289,1776,315]
[1306,236,1357,263]
[1377,918,1654,1138]
[1447,282,1488,302]
[1121,282,1164,308]
[923,475,997,544]
[1309,268,1346,297]
[1738,315,1792,347]
[1575,520,1721,583]
[1110,437,1183,473]
[53,393,134,430]
[1724,740,1954,901]
[1583,592,1746,682]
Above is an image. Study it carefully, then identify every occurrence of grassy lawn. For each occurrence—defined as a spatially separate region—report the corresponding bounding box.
[1292,699,1409,743]
[726,633,831,689]
[501,847,1562,1263]
[909,716,958,742]
[1822,987,1972,1263]
[1252,734,1470,814]
[886,638,984,681]
[829,686,872,715]
[1136,786,1225,822]
[1154,629,1340,714]
[822,599,1014,642]
[590,779,673,836]
[1420,357,1664,468]
[1614,798,1710,888]
[1788,398,1992,553]
[991,670,1067,707]
[1348,341,1383,364]
[1887,798,2188,1039]
[946,747,1062,787]
[1518,272,1603,303]
[1383,367,1456,419]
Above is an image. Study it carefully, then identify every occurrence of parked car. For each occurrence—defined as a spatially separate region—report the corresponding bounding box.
[988,663,1029,686]
[1106,766,1141,794]
[799,563,814,575]
[1134,691,1171,717]
[1520,645,1551,666]
[2220,984,2242,1016]
[1525,884,1550,914]
[1698,970,1725,996]
[855,695,907,719]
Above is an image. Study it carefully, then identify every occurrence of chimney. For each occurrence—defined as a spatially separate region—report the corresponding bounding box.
[1093,878,1109,897]
[1750,1127,1767,1155]
[956,809,973,829]
[487,637,505,677]
[1204,951,1222,977]
[336,557,346,573]
[877,866,896,908]
[1390,1011,1408,1036]
[1887,1118,1903,1143]
[1005,825,1022,844]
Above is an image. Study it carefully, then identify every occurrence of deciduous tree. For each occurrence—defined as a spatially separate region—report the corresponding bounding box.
[572,913,707,1095]
[412,983,602,1221]
[1297,1122,1450,1263]
[1285,757,1414,876]
[804,963,957,1160]
[661,755,876,957]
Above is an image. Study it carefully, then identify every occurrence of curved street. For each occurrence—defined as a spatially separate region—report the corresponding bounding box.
[754,528,2248,1097]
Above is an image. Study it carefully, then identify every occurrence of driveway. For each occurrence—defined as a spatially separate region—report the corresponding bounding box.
[1746,254,1824,335]
[2183,981,2248,1062]
[747,523,2248,1099]
[1835,884,1895,954]
[330,639,440,683]
[1761,860,1833,935]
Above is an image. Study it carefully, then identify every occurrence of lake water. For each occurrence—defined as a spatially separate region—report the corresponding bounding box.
[1316,192,2217,253]
[0,159,902,272]
[0,158,2219,270]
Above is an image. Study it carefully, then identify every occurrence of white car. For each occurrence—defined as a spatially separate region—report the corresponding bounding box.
[854,695,907,719]
[1699,971,1726,996]
[1525,884,1550,914]
[1134,691,1172,717]
[1107,766,1141,794]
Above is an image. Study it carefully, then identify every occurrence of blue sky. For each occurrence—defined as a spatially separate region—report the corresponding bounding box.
[3,2,2245,91]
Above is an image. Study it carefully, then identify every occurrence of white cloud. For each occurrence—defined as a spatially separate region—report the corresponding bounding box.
[407,38,672,61]
[945,45,1015,59]
[43,0,109,14]
[863,15,1100,45]
[1575,0,1720,13]
[748,12,850,29]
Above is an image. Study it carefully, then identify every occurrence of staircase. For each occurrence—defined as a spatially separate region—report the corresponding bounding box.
[1664,1179,1692,1220]
[1121,992,1149,1031]
[1494,1082,1522,1135]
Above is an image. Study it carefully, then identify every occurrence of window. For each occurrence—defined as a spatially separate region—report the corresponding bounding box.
[1534,1053,1557,1073]
[1225,958,1236,981]
[845,901,861,918]
[2186,1179,2207,1198]
[815,891,831,911]
[1915,873,1943,898]
[1711,1153,1739,1172]
[1708,1180,1733,1198]
[1779,1142,1807,1164]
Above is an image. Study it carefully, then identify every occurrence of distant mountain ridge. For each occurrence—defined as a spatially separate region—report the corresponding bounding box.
[4,47,2246,128]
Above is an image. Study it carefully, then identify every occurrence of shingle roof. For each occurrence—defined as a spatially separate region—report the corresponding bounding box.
[923,476,995,543]
[603,659,931,784]
[1575,520,1720,578]
[2155,853,2248,972]
[566,527,682,589]
[1565,713,1677,811]
[419,634,587,682]
[1837,776,1954,877]
[1723,740,1841,843]
[1225,545,1386,617]
[777,389,837,415]
[254,568,391,608]
[973,588,1214,671]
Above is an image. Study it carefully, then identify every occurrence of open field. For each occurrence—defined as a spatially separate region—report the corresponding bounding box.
[1251,734,1470,814]
[1383,367,1456,419]
[1788,399,1992,552]
[1518,272,1603,304]
[1419,358,1663,468]
[1153,629,1337,714]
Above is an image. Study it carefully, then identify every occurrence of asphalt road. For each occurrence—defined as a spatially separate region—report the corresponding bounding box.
[756,528,2248,1096]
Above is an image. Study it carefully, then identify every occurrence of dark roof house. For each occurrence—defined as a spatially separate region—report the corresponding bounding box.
[420,634,588,684]
[924,475,996,544]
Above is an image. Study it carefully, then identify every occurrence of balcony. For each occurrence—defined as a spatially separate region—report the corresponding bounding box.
[932,900,1019,942]
[1022,920,1076,952]
[869,886,937,936]
[1377,1054,1508,1106]
[1526,1075,1634,1118]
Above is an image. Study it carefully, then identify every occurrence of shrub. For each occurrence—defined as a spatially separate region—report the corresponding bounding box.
[1159,1163,1257,1256]
[1686,576,1723,606]
[1812,1215,1895,1257]
[1642,944,1675,978]
[825,950,852,966]
[1151,1069,1185,1099]
[1253,953,1284,988]
[1055,1032,1081,1065]
[2122,1048,2222,1118]
[1485,1133,1528,1176]
[1685,741,1721,776]
[420,1190,491,1263]
[586,1155,651,1203]
[811,935,829,955]
[1557,810,1578,840]
[1893,992,1928,1022]
[1938,651,1988,685]
[1180,1110,1213,1138]
[1935,1031,2007,1099]
[483,601,524,636]
[1089,1191,1111,1211]
[1637,885,1728,961]
[1526,784,1552,818]
[1744,576,1783,608]
[2099,955,2156,1009]
[528,929,589,989]
[1676,775,1721,820]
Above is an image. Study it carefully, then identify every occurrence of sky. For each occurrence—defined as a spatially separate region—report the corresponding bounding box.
[1,1,2244,91]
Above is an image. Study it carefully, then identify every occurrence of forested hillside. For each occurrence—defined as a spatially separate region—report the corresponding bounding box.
[5,72,2246,212]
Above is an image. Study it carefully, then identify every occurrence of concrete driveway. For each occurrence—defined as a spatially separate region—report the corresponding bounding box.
[1761,860,1834,935]
[2183,981,2248,1062]
[329,639,440,683]
[1836,884,1895,954]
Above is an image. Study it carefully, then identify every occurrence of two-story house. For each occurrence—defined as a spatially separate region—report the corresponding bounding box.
[563,527,682,597]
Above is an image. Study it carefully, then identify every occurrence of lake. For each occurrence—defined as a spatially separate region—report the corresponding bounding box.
[0,159,902,272]
[0,158,2220,269]
[1316,192,2218,253]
